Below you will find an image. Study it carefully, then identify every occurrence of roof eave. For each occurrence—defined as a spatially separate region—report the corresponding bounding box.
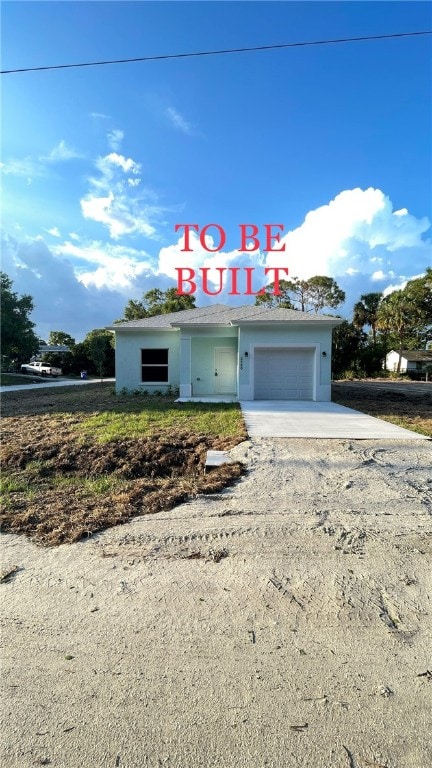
[236,318,344,326]
[172,322,231,328]
[107,325,178,331]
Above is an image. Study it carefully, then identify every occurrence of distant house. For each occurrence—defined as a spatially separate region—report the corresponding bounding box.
[38,344,70,354]
[31,344,70,362]
[109,303,342,401]
[384,349,432,374]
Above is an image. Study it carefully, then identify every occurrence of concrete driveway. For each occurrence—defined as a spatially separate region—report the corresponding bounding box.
[240,400,429,439]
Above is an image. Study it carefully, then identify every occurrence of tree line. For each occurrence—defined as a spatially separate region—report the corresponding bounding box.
[0,272,115,377]
[1,269,431,379]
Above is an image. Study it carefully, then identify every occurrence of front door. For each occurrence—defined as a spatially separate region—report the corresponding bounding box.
[214,347,237,394]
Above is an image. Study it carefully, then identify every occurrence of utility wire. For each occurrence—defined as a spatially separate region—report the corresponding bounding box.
[1,30,431,75]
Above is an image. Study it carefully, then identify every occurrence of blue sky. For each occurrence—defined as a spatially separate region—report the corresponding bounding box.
[1,1,431,340]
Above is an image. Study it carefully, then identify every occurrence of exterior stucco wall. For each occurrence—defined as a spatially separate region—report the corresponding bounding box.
[114,330,180,392]
[238,324,334,401]
[190,335,238,396]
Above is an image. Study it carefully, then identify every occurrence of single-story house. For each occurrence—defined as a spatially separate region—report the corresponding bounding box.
[109,304,343,401]
[384,349,432,373]
[31,344,70,362]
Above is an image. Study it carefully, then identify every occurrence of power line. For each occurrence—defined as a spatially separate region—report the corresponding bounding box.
[1,30,431,75]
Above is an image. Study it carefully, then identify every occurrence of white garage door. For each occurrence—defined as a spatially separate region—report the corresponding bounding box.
[254,348,314,400]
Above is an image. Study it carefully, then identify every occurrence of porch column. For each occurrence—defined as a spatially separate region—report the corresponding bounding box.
[179,336,192,397]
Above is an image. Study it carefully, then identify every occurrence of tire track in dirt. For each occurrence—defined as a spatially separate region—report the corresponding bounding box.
[356,446,432,511]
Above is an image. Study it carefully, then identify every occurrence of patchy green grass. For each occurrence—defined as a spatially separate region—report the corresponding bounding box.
[367,414,431,438]
[78,400,245,442]
[0,475,31,495]
[0,474,36,509]
[50,475,129,494]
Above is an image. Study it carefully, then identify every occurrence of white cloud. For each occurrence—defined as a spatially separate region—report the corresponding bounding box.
[98,152,140,175]
[0,157,45,178]
[81,191,157,239]
[80,151,162,240]
[69,232,80,241]
[42,140,83,162]
[265,187,431,286]
[107,129,124,150]
[371,270,386,281]
[382,272,426,297]
[44,227,61,237]
[55,239,153,290]
[1,140,82,182]
[90,112,110,120]
[81,192,117,233]
[166,107,194,135]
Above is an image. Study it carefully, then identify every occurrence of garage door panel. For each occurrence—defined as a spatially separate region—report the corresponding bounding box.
[254,348,314,400]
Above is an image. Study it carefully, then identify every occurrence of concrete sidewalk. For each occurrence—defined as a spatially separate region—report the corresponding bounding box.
[240,400,429,439]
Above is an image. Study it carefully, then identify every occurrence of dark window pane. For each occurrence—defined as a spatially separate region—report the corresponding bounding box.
[141,366,169,382]
[141,349,168,365]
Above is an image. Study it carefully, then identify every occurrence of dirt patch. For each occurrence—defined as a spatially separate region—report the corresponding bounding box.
[332,381,432,437]
[2,429,234,478]
[0,385,246,546]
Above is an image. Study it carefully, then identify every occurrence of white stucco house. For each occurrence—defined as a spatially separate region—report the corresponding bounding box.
[384,349,432,374]
[109,304,343,401]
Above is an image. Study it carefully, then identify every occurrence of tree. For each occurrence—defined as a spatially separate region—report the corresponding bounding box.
[331,321,365,377]
[158,287,196,314]
[118,288,196,321]
[404,268,432,318]
[83,329,115,379]
[352,292,382,346]
[42,331,76,374]
[257,275,345,314]
[403,268,432,345]
[48,331,76,348]
[305,276,346,314]
[0,272,39,368]
[122,299,148,321]
[254,280,294,309]
[376,291,423,372]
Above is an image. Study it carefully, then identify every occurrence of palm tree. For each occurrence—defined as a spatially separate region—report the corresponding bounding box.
[353,292,382,346]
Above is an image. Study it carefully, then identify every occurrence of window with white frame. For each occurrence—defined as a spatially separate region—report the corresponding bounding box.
[141,348,169,382]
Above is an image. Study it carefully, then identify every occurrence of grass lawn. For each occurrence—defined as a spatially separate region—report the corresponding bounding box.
[80,400,244,442]
[0,384,247,546]
[1,373,44,386]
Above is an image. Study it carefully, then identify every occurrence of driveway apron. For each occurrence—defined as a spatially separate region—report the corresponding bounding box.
[240,400,429,439]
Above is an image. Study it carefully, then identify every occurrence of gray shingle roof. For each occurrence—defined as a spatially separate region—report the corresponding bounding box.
[107,304,230,329]
[233,306,342,325]
[391,349,432,362]
[109,303,343,330]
